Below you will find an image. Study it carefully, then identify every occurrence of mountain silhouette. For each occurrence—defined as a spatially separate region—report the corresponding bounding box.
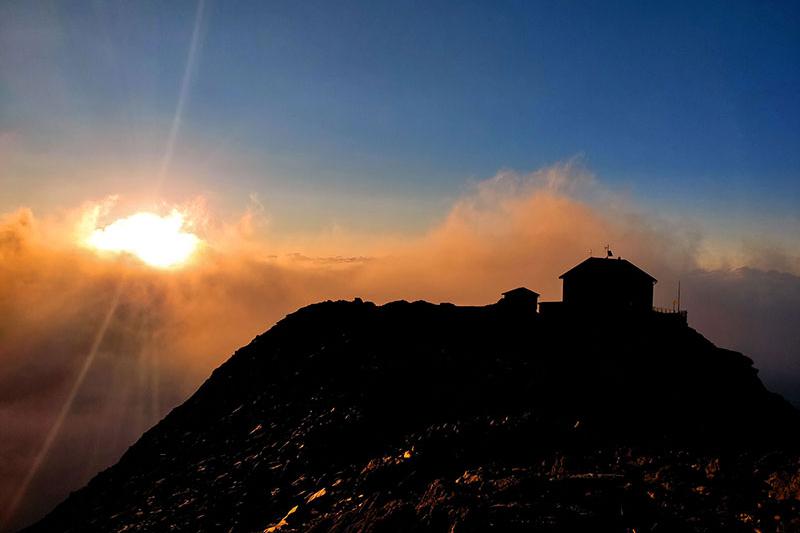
[23,297,800,532]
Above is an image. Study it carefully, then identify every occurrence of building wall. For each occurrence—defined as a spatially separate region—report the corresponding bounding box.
[562,274,653,312]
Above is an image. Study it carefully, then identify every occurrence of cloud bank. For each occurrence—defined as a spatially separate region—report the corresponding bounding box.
[1,162,798,530]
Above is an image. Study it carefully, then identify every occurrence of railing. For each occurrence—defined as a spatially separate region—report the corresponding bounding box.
[652,307,688,324]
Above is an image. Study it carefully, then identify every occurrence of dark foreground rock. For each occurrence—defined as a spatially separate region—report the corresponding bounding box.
[24,299,800,532]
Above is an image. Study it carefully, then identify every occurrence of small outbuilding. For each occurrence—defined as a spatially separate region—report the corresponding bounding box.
[559,257,656,313]
[498,287,540,310]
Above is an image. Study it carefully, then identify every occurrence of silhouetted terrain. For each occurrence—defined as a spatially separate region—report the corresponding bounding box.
[25,299,800,532]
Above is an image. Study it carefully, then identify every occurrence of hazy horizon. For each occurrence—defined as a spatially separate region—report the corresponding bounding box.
[1,1,799,531]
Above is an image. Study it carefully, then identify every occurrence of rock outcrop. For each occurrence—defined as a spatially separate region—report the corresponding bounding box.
[24,299,800,532]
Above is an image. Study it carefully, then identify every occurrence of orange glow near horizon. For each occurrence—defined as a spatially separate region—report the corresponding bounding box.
[86,210,201,268]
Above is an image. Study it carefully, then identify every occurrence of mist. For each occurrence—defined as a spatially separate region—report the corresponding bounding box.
[1,163,798,530]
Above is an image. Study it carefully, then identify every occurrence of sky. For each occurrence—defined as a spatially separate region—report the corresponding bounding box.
[2,1,799,236]
[1,1,799,531]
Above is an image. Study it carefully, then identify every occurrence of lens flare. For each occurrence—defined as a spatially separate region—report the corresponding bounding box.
[87,210,201,268]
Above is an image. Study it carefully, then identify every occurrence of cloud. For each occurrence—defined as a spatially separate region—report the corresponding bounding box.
[0,162,798,530]
[683,267,800,393]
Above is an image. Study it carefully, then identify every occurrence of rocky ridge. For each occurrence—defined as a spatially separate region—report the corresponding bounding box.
[25,299,800,532]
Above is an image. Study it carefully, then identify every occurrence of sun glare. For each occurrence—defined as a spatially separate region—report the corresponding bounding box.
[87,210,201,268]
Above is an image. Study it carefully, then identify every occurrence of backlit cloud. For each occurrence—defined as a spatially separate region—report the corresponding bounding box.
[1,163,798,531]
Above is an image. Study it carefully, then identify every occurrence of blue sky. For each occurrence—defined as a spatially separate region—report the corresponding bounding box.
[1,0,799,234]
[3,6,800,528]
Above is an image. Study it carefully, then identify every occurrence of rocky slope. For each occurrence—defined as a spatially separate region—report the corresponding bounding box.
[24,299,800,532]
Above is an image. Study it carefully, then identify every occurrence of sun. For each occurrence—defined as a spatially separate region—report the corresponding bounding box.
[87,210,201,268]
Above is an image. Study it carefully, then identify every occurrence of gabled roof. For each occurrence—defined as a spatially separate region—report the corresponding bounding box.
[559,257,657,283]
[501,287,540,298]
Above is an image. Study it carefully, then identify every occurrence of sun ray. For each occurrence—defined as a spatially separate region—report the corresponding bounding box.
[0,282,124,530]
[155,0,206,193]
